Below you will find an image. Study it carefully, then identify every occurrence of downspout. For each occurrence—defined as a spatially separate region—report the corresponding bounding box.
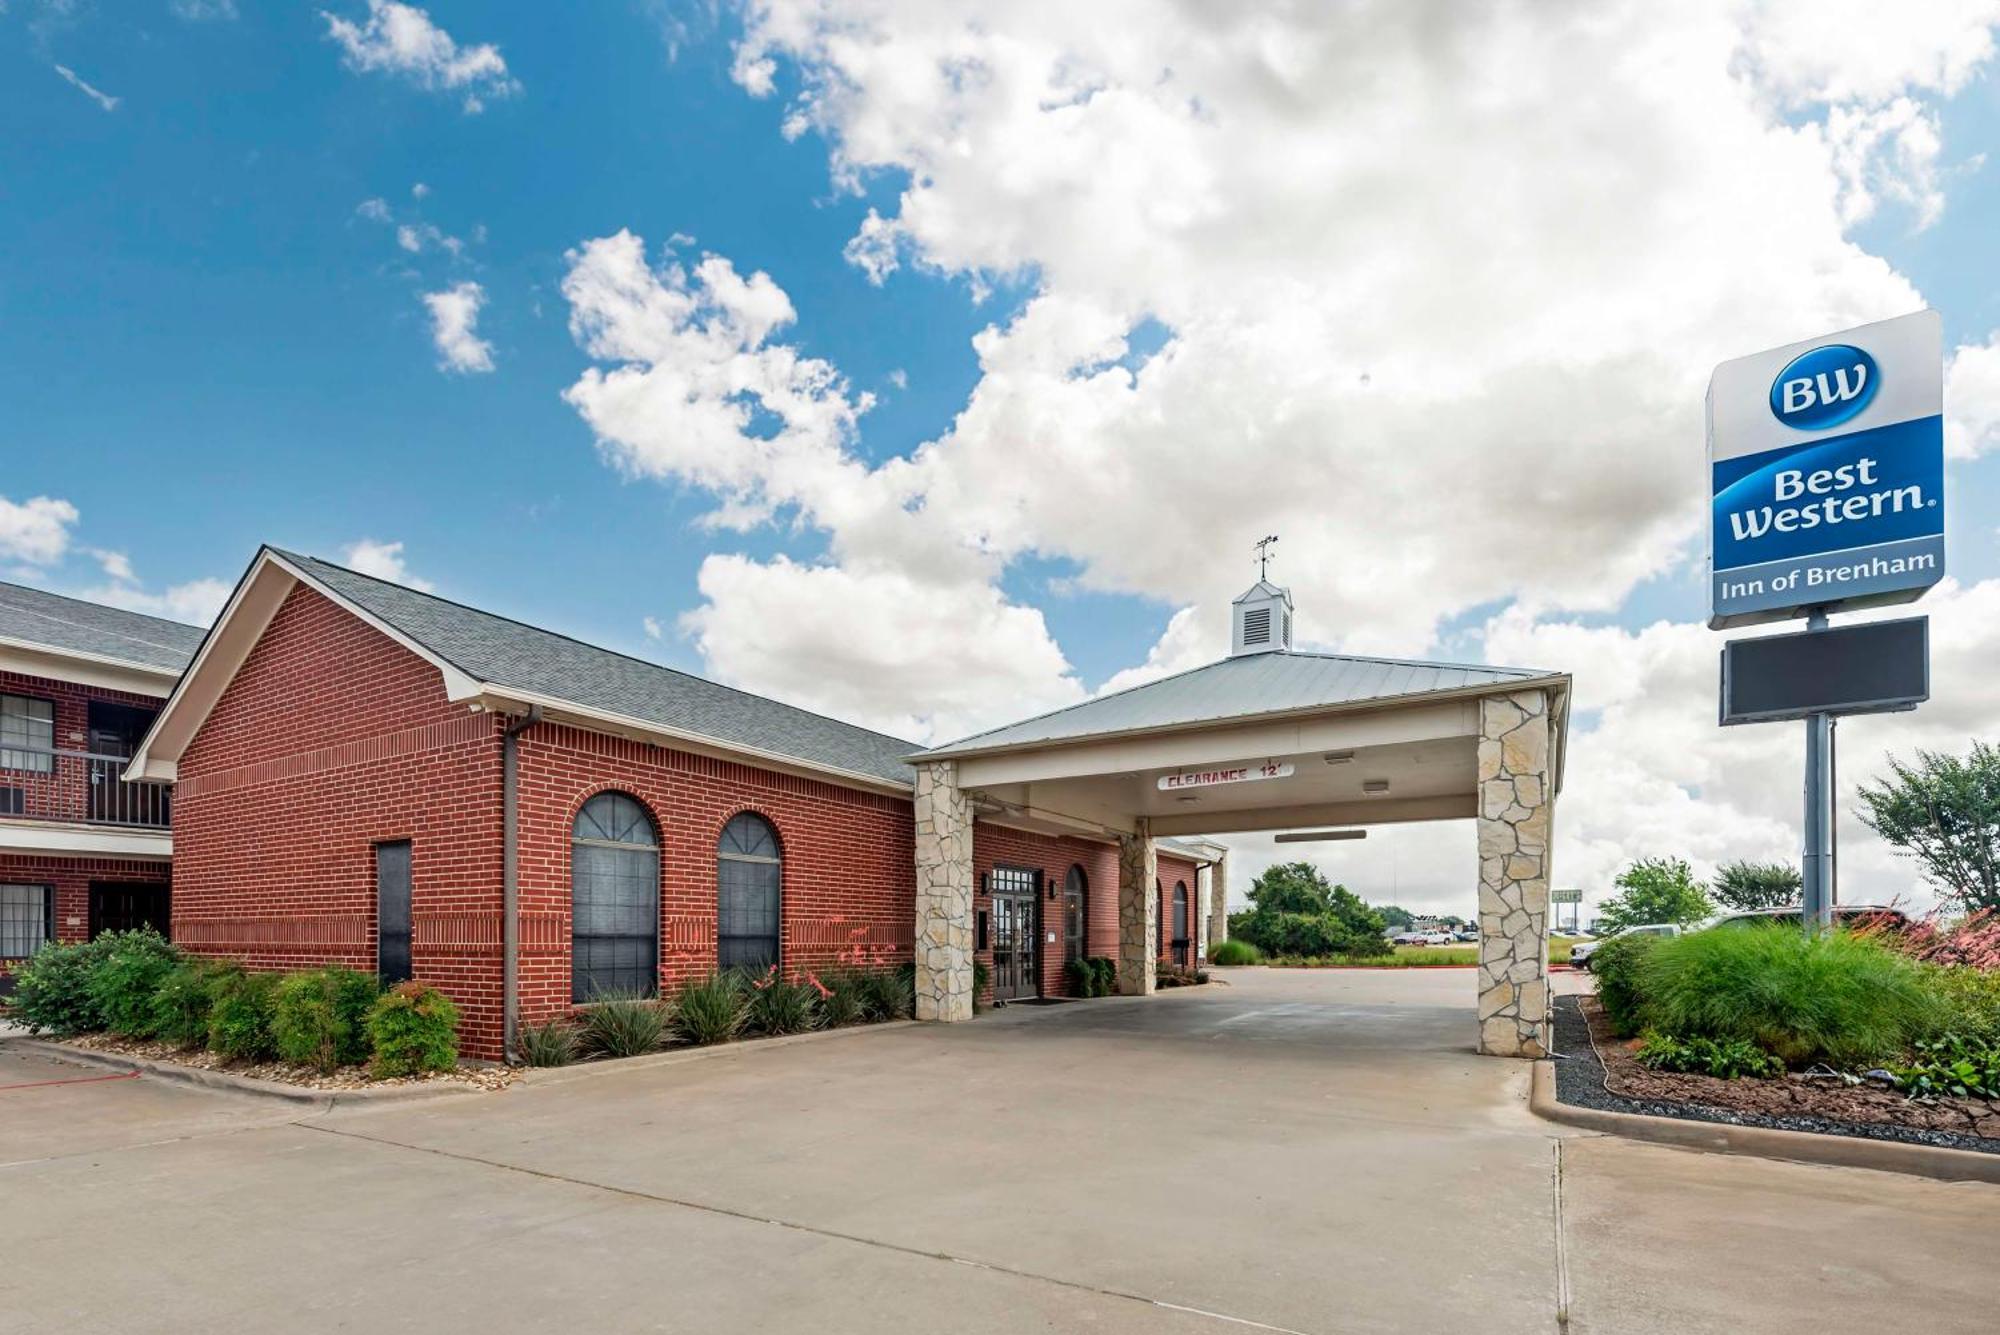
[501,705,542,1064]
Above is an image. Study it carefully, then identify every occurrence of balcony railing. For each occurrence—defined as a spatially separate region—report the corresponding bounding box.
[0,746,171,829]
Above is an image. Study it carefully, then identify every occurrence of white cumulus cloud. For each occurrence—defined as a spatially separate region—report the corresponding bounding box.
[341,538,433,591]
[422,280,493,373]
[0,494,80,566]
[321,0,519,114]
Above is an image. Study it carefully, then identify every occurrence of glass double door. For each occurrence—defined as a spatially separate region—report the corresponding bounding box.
[989,867,1039,1002]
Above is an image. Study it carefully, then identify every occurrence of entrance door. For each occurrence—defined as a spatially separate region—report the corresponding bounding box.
[88,882,169,939]
[1171,882,1191,966]
[988,866,1039,1001]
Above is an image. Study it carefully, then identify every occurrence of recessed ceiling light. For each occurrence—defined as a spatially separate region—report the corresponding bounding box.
[1324,750,1355,765]
[1174,794,1200,803]
[1362,779,1390,796]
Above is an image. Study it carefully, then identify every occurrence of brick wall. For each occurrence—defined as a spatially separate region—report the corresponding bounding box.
[170,585,508,1048]
[1157,853,1199,966]
[0,852,170,980]
[0,669,166,824]
[512,722,917,1031]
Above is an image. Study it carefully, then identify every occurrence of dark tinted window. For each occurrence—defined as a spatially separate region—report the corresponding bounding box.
[718,813,781,974]
[376,842,412,984]
[572,793,660,1001]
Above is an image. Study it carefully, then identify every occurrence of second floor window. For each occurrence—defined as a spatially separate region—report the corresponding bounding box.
[0,694,54,773]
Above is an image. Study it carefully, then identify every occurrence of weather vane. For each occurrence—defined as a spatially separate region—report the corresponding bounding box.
[1254,534,1279,580]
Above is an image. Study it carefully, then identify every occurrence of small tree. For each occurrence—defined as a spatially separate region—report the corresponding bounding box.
[1857,742,2000,913]
[1229,862,1388,957]
[1595,857,1714,934]
[1711,860,1801,912]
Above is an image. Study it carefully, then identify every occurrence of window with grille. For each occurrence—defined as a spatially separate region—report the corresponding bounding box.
[1,884,52,959]
[571,792,660,1002]
[717,812,781,973]
[1242,608,1271,645]
[1,694,54,773]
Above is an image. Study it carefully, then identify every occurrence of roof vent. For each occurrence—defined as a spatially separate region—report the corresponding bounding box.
[1230,580,1294,657]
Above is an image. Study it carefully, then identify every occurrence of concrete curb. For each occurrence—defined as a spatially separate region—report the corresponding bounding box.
[1529,1060,2000,1185]
[515,1018,924,1088]
[4,1038,482,1108]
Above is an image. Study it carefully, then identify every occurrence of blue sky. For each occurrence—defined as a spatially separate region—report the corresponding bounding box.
[9,2,2000,907]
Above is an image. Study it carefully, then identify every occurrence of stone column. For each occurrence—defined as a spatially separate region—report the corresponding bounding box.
[1195,863,1213,962]
[1476,690,1555,1057]
[1207,850,1231,949]
[913,761,974,1022]
[1117,823,1158,996]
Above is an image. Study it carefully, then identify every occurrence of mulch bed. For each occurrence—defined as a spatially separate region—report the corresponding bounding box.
[61,1032,516,1093]
[1551,993,2000,1155]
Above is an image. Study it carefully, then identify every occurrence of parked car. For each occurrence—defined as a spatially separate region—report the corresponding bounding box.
[1391,931,1430,946]
[1707,905,1909,933]
[1453,928,1479,943]
[1571,923,1681,969]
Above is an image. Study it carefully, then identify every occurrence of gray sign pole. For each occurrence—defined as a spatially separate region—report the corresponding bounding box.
[1800,609,1836,932]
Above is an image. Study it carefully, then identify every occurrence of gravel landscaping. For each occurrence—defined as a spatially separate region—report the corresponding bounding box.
[1551,993,2000,1155]
[59,1032,517,1092]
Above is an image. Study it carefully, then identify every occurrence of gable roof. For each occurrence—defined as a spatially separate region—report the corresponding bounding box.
[127,547,918,792]
[916,647,1559,760]
[0,579,205,674]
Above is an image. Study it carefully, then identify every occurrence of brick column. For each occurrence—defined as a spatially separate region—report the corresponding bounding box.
[1117,823,1157,996]
[1206,850,1231,950]
[913,760,973,1022]
[1476,690,1555,1057]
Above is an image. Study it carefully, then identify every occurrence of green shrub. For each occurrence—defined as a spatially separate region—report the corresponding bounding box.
[1920,965,2000,1045]
[1065,958,1094,995]
[577,993,668,1057]
[1209,939,1262,966]
[1588,931,1660,1038]
[85,928,181,1037]
[972,957,991,1012]
[745,977,820,1036]
[1640,926,1940,1067]
[366,981,459,1077]
[672,973,747,1046]
[207,971,281,1061]
[1087,956,1117,997]
[271,968,380,1072]
[148,958,241,1048]
[1634,1031,1783,1080]
[1891,1033,2000,1100]
[7,937,116,1035]
[516,1018,581,1066]
[819,969,865,1026]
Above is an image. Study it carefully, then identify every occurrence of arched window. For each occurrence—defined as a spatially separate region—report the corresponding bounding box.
[1063,864,1088,963]
[718,812,782,973]
[1172,881,1190,966]
[571,792,660,1002]
[1156,879,1166,959]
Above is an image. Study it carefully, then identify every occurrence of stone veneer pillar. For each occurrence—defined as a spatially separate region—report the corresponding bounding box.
[913,760,974,1022]
[1476,689,1556,1057]
[1117,823,1158,996]
[1195,864,1214,962]
[1206,850,1231,950]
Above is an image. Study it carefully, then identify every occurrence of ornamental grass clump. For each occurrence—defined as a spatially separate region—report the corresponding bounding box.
[577,993,668,1058]
[85,928,181,1038]
[1587,931,1661,1038]
[744,970,820,1036]
[856,966,914,1021]
[516,1018,582,1066]
[1639,925,1939,1068]
[672,972,747,1046]
[271,968,380,1072]
[366,981,460,1077]
[817,968,867,1027]
[1209,939,1262,966]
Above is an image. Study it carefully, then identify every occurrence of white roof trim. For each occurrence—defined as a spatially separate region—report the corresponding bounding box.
[0,633,183,682]
[0,641,178,699]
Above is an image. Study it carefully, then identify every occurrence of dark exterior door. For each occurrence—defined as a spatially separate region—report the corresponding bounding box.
[376,841,412,984]
[988,867,1039,1001]
[86,701,161,824]
[88,882,169,939]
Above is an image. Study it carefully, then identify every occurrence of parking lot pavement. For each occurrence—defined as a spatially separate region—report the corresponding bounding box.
[4,970,1998,1335]
[0,1045,292,1167]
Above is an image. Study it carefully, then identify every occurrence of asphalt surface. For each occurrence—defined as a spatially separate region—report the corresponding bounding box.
[3,968,1995,1334]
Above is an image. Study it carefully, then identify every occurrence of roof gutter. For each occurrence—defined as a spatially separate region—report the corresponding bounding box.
[501,704,542,1064]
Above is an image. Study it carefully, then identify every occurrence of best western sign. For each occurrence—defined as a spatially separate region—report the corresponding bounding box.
[1707,310,1944,628]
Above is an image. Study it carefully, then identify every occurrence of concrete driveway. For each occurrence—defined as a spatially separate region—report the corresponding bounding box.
[3,968,1996,1334]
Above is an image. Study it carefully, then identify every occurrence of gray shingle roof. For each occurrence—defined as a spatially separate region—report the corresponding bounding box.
[0,579,205,672]
[276,550,920,787]
[917,649,1557,759]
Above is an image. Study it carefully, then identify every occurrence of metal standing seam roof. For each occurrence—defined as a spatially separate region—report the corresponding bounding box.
[275,551,923,787]
[0,579,206,672]
[916,648,1559,759]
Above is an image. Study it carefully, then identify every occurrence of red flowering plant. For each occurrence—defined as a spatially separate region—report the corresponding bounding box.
[1897,908,2000,971]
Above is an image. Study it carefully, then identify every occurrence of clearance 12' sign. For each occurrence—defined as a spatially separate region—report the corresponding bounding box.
[1707,310,1945,629]
[1157,760,1295,791]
